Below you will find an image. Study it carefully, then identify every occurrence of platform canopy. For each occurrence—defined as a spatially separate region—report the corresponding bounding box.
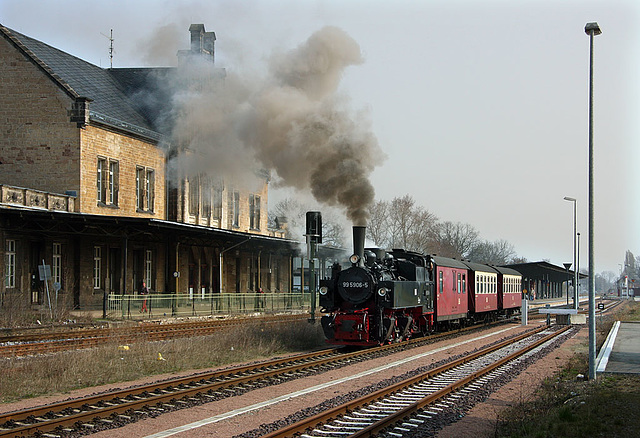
[505,261,587,283]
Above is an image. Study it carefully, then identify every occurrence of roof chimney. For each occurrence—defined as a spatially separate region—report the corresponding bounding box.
[187,24,215,63]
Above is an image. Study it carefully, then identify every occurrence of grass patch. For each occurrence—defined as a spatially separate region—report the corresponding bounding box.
[0,320,326,404]
[496,300,640,438]
[496,373,640,438]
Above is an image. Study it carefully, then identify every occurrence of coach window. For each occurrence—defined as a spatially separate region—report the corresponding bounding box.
[452,271,456,292]
[457,273,461,294]
[462,274,466,293]
[439,271,443,293]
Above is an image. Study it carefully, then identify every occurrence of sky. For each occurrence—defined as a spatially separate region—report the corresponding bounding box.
[1,0,638,275]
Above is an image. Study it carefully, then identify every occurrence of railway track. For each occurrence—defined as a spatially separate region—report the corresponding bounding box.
[0,320,528,437]
[258,325,572,438]
[0,313,307,358]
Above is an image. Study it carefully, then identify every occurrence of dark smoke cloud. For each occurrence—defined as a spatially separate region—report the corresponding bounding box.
[170,26,385,224]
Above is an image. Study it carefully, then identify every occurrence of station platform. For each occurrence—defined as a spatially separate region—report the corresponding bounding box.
[596,321,640,374]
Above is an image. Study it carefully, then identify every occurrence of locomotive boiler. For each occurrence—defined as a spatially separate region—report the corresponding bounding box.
[319,226,435,346]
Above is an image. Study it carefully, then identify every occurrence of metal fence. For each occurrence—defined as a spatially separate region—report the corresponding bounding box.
[105,292,314,319]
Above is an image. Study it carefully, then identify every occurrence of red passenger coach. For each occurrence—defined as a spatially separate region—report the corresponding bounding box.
[431,256,469,327]
[462,261,499,319]
[495,266,523,315]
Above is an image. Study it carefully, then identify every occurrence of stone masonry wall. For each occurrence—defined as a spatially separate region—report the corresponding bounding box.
[79,125,166,218]
[0,35,80,196]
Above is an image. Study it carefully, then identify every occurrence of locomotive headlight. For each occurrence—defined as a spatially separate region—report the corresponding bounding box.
[377,287,388,297]
[319,286,329,295]
[349,254,360,264]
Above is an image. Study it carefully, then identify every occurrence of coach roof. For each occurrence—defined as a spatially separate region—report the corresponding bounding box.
[430,256,469,270]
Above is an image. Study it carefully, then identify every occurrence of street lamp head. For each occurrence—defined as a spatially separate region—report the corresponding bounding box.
[563,262,573,271]
[585,22,602,36]
[564,196,576,202]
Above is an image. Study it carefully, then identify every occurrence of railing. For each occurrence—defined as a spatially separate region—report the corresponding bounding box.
[0,184,76,212]
[105,292,315,319]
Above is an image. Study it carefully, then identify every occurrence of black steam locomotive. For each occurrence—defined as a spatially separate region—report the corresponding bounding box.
[319,226,434,346]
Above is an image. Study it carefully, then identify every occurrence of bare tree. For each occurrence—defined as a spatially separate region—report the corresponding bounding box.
[468,239,517,265]
[431,221,479,259]
[268,198,347,248]
[367,195,438,253]
[510,256,528,264]
[624,250,636,275]
[367,199,390,248]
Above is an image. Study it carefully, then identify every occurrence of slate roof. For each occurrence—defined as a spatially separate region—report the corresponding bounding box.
[1,24,165,141]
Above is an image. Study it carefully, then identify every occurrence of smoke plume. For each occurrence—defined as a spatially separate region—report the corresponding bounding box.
[169,26,385,225]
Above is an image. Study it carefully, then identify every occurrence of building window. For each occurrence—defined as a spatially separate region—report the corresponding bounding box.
[213,183,223,220]
[97,158,106,203]
[98,158,119,206]
[52,243,62,285]
[202,177,211,217]
[136,167,145,210]
[189,176,199,216]
[249,194,261,230]
[145,250,153,288]
[5,239,16,288]
[93,246,101,289]
[109,160,119,205]
[232,191,240,227]
[146,169,155,212]
[135,166,155,212]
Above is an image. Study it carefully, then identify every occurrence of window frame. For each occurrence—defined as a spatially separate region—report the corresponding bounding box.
[52,242,62,285]
[145,250,153,289]
[232,191,240,227]
[188,175,199,216]
[145,169,155,212]
[108,160,119,206]
[249,194,261,230]
[5,239,16,289]
[97,157,106,203]
[93,246,102,289]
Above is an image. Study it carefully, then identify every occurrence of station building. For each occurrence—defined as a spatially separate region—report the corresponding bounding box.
[0,23,318,312]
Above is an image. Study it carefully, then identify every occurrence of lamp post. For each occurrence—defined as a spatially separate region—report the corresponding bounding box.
[564,196,578,310]
[585,21,601,380]
[577,232,581,305]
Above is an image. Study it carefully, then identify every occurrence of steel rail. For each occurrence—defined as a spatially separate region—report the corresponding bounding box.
[0,321,531,436]
[351,326,571,437]
[0,314,307,358]
[260,324,557,438]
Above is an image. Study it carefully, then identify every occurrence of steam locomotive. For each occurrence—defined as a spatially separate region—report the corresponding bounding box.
[319,226,522,346]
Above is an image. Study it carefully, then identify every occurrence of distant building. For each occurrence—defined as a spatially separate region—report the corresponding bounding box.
[0,23,297,311]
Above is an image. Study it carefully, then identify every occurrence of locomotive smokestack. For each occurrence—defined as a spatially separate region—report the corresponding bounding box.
[353,226,366,266]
